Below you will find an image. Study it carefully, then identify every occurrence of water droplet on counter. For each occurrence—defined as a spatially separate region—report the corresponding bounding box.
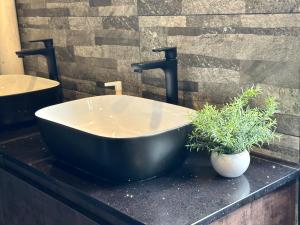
[125,193,134,198]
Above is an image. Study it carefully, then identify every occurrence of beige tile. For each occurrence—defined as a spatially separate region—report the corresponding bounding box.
[139,16,186,27]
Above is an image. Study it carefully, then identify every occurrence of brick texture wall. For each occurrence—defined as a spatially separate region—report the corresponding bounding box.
[16,0,300,163]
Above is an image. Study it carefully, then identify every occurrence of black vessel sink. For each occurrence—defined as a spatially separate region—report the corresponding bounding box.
[35,95,195,182]
[0,74,60,126]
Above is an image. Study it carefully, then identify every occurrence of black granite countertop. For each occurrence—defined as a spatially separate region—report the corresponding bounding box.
[0,124,299,225]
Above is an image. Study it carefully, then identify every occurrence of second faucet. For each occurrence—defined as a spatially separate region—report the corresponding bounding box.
[131,47,178,105]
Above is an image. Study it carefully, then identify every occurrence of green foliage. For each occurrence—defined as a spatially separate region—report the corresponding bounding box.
[187,87,279,154]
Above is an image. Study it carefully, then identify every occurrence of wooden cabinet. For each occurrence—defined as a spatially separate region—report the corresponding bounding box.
[211,183,296,225]
[0,168,100,225]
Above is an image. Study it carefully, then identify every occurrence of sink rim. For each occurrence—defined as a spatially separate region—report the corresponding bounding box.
[35,95,196,139]
[0,74,60,98]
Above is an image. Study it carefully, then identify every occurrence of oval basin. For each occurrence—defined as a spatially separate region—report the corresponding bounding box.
[0,74,60,126]
[36,95,195,182]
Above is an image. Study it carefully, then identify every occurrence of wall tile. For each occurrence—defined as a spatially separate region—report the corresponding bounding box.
[46,2,96,17]
[55,46,75,62]
[261,134,300,163]
[67,30,95,46]
[48,29,67,46]
[94,29,139,39]
[49,17,69,29]
[240,60,300,89]
[178,66,240,83]
[198,82,241,104]
[178,54,240,71]
[58,61,119,82]
[187,15,241,28]
[47,0,87,2]
[137,0,182,16]
[74,56,118,69]
[275,114,300,137]
[112,0,136,5]
[139,16,186,27]
[240,14,300,28]
[256,84,300,117]
[20,28,51,42]
[18,17,50,29]
[245,0,300,14]
[21,8,70,17]
[102,16,139,31]
[139,27,167,60]
[95,37,139,46]
[74,45,139,59]
[182,0,245,15]
[98,5,137,16]
[68,17,102,30]
[89,0,111,7]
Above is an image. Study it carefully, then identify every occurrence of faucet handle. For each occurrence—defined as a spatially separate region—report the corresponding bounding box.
[104,81,122,95]
[29,39,54,48]
[152,47,177,60]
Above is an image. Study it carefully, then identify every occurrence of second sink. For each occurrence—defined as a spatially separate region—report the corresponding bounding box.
[35,95,195,182]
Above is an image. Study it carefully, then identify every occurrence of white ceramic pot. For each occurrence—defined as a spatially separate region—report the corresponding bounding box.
[210,150,250,178]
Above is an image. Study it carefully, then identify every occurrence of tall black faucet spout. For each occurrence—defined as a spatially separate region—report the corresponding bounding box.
[15,39,59,82]
[16,48,50,58]
[164,61,178,104]
[131,63,144,73]
[131,47,178,104]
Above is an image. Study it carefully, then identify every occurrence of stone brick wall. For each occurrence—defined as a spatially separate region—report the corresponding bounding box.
[16,0,299,163]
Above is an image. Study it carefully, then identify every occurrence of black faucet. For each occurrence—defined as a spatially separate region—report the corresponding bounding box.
[131,47,178,104]
[16,39,59,81]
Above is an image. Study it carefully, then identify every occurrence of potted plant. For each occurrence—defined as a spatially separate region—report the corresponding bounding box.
[187,87,279,178]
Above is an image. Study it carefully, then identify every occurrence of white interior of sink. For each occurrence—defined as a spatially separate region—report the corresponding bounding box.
[0,74,59,97]
[36,95,195,138]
